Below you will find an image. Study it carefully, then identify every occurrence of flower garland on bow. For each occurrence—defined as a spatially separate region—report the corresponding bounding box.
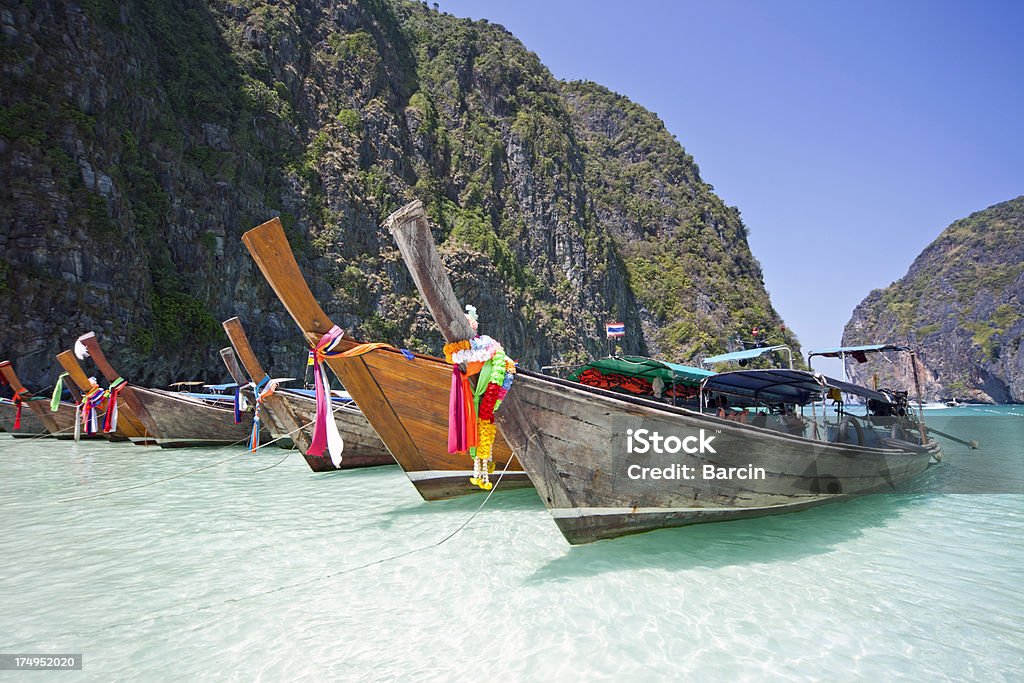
[444,306,517,491]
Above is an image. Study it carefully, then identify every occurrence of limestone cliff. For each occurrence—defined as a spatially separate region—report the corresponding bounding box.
[843,196,1024,403]
[0,0,795,388]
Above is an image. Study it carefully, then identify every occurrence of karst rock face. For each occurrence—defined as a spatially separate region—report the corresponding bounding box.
[843,196,1024,403]
[0,0,794,388]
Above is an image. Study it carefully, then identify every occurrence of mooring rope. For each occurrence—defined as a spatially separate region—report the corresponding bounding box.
[0,422,80,450]
[55,452,517,640]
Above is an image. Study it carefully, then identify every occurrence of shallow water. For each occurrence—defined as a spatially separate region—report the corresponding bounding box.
[0,406,1021,680]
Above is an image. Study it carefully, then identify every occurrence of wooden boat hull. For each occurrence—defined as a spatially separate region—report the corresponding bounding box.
[387,198,941,543]
[270,389,394,471]
[53,350,137,443]
[0,398,49,437]
[234,385,295,451]
[132,386,257,448]
[326,342,531,497]
[497,371,939,543]
[0,360,104,439]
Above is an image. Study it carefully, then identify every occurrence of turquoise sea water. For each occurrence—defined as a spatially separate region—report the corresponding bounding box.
[0,406,1021,680]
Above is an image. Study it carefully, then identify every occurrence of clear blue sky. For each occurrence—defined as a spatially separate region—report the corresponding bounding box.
[437,0,1024,375]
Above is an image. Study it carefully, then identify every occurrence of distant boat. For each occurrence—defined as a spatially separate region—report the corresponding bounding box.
[220,317,393,471]
[0,360,105,439]
[945,398,961,408]
[75,332,257,448]
[390,199,943,544]
[54,349,153,443]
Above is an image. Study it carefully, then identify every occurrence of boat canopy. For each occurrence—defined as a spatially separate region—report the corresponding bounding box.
[701,345,793,368]
[568,356,713,386]
[807,343,909,363]
[702,369,892,406]
[203,383,239,391]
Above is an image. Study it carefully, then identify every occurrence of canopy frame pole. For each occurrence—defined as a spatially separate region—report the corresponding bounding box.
[910,350,928,444]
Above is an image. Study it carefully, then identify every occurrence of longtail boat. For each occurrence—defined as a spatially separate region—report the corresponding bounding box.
[0,360,84,439]
[55,350,152,444]
[75,332,255,448]
[388,200,943,544]
[221,317,393,471]
[241,219,531,497]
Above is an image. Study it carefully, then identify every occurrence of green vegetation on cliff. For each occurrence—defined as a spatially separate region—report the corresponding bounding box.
[843,196,1024,403]
[0,0,795,385]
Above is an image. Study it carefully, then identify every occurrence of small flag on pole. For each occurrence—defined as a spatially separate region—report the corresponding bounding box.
[605,322,626,339]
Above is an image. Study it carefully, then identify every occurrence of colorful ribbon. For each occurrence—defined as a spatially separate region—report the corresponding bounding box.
[248,375,277,452]
[103,378,127,433]
[448,365,478,454]
[232,384,244,425]
[12,388,27,429]
[51,373,69,412]
[444,330,517,490]
[307,326,346,466]
[82,386,105,435]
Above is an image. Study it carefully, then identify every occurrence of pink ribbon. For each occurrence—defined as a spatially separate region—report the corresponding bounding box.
[307,326,346,464]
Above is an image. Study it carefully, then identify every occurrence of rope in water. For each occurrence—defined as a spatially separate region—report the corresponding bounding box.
[57,450,517,639]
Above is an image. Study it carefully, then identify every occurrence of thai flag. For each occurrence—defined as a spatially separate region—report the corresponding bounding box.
[605,322,626,339]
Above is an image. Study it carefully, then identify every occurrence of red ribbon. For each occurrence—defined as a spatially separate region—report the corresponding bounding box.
[103,379,126,433]
[12,388,26,429]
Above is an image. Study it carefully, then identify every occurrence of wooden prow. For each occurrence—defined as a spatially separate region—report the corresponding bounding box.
[56,350,95,391]
[388,200,559,491]
[0,360,31,396]
[386,201,475,343]
[241,218,333,347]
[76,331,158,436]
[222,317,268,382]
[219,347,248,386]
[0,360,61,432]
[55,350,97,402]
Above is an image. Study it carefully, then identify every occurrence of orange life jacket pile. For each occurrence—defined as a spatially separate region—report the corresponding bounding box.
[576,368,652,395]
[576,368,701,399]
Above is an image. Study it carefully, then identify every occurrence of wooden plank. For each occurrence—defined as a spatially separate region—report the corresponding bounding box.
[329,355,426,471]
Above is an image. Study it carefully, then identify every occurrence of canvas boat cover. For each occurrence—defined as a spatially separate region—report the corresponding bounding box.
[702,369,891,405]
